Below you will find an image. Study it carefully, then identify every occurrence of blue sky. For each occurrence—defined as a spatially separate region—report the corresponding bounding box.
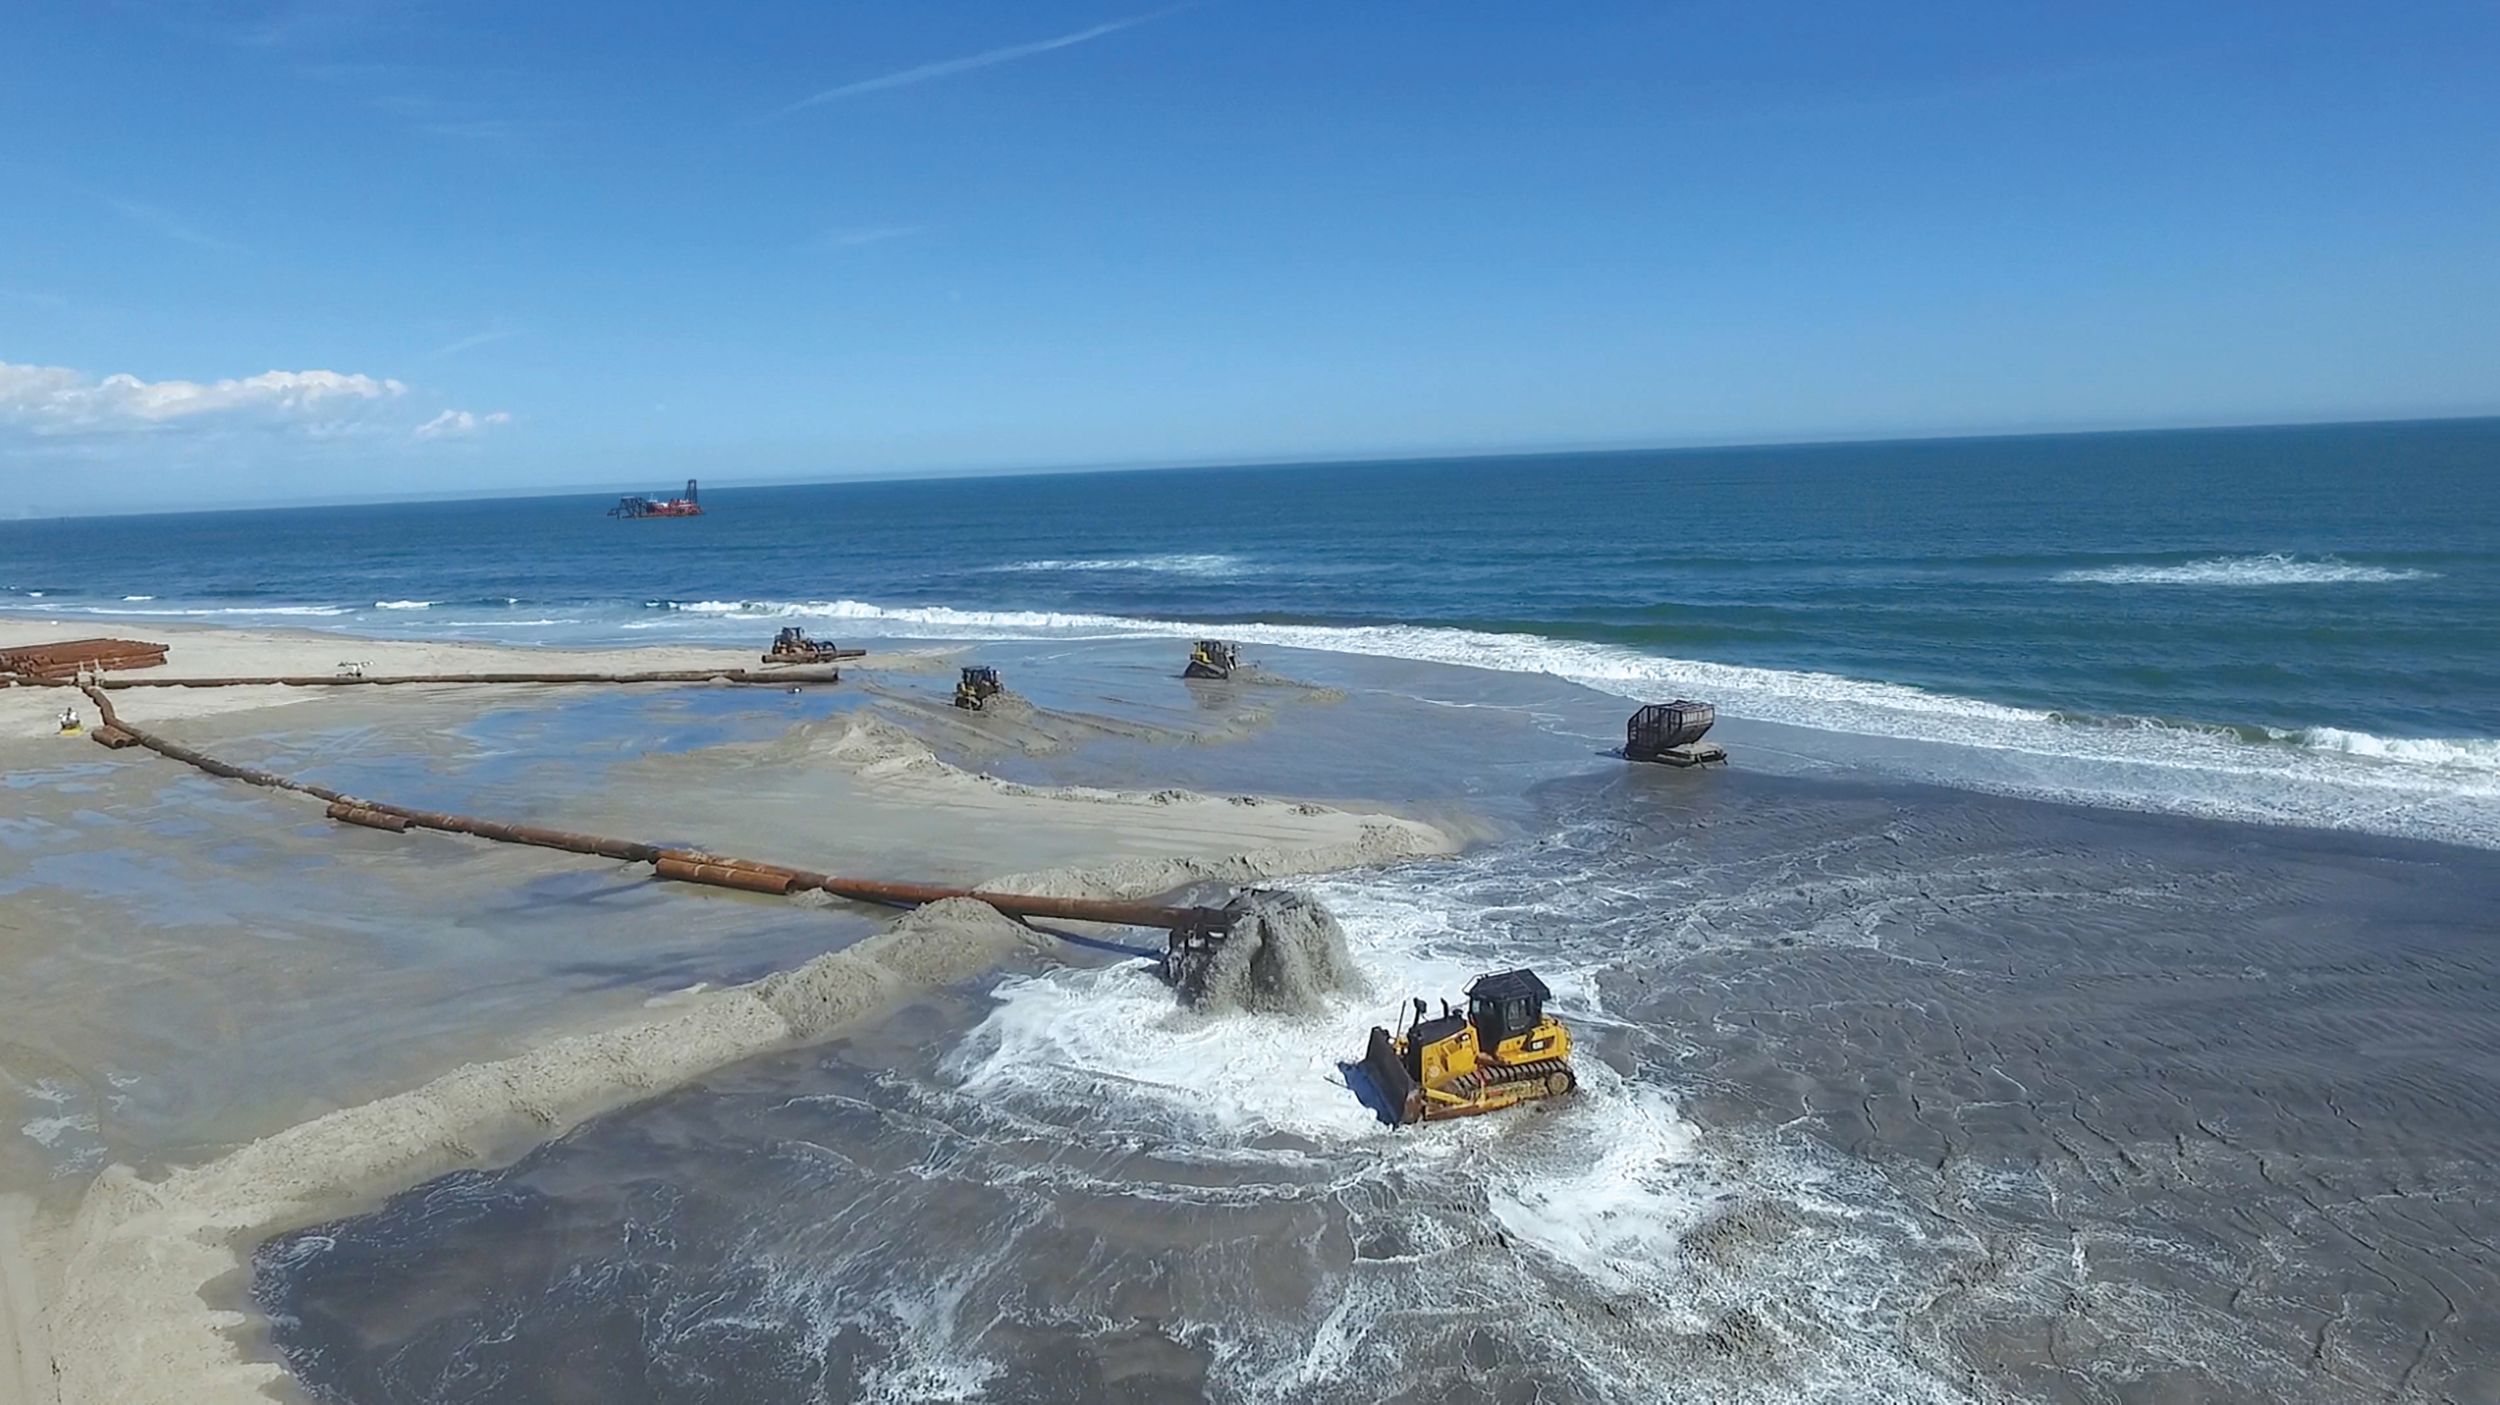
[3,1,2496,513]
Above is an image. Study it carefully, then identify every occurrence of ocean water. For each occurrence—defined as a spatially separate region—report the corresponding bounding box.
[6,417,2497,844]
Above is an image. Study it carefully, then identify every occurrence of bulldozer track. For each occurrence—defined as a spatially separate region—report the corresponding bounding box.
[1447,1058,1571,1095]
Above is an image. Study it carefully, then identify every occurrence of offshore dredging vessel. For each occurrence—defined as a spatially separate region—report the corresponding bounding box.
[607,478,704,518]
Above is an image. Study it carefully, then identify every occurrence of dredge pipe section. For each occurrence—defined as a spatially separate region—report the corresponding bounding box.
[78,685,1222,933]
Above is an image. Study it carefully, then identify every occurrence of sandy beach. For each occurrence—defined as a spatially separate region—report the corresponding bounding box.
[0,622,1456,1405]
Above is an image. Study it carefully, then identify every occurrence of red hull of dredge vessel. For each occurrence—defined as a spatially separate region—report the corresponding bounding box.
[609,478,704,519]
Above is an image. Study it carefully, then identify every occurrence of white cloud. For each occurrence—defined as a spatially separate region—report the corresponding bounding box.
[413,408,512,439]
[1,360,506,449]
[0,361,411,435]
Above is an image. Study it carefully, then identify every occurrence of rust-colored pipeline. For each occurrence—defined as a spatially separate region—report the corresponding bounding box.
[807,876,1217,928]
[653,855,800,895]
[78,682,1226,932]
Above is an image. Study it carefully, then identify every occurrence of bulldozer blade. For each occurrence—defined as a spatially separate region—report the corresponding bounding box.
[1360,1027,1423,1126]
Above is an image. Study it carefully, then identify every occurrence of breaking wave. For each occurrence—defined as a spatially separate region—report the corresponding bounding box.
[2056,554,2436,585]
[373,599,434,610]
[989,554,1250,577]
[2286,727,2500,770]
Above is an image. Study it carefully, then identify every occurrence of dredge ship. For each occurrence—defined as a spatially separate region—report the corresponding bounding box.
[608,479,703,518]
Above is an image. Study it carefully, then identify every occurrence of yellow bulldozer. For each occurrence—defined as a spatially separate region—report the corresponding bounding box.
[954,665,1004,711]
[1183,639,1240,680]
[1360,968,1576,1124]
[762,626,863,666]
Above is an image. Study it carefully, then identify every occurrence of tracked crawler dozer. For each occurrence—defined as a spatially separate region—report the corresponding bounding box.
[763,627,863,665]
[1183,640,1241,680]
[954,665,1004,710]
[1360,969,1577,1125]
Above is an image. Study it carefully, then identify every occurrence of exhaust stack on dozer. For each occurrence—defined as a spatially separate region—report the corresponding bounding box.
[1359,969,1576,1125]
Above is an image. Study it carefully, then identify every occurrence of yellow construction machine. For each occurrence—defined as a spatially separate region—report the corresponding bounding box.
[1183,639,1240,680]
[763,627,864,666]
[1360,969,1576,1124]
[954,665,1004,710]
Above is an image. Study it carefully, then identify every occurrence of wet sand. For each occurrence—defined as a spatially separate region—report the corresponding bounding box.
[0,627,1457,1405]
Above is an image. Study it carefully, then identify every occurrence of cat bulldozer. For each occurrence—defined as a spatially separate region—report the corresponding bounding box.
[1360,969,1577,1125]
[763,626,862,665]
[1183,639,1241,680]
[954,665,1004,711]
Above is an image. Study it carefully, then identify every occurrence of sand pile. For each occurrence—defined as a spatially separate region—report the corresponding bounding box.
[804,711,948,777]
[1188,890,1369,1016]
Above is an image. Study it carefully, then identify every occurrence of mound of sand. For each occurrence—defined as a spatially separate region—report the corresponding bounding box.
[1186,890,1369,1017]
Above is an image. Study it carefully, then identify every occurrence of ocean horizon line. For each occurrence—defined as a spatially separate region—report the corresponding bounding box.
[13,410,2498,525]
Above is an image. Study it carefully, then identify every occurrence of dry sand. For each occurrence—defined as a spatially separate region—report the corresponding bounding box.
[0,618,941,739]
[0,624,1458,1405]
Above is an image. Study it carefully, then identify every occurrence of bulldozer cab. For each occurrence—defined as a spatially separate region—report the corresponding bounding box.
[962,665,999,690]
[1465,969,1550,1047]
